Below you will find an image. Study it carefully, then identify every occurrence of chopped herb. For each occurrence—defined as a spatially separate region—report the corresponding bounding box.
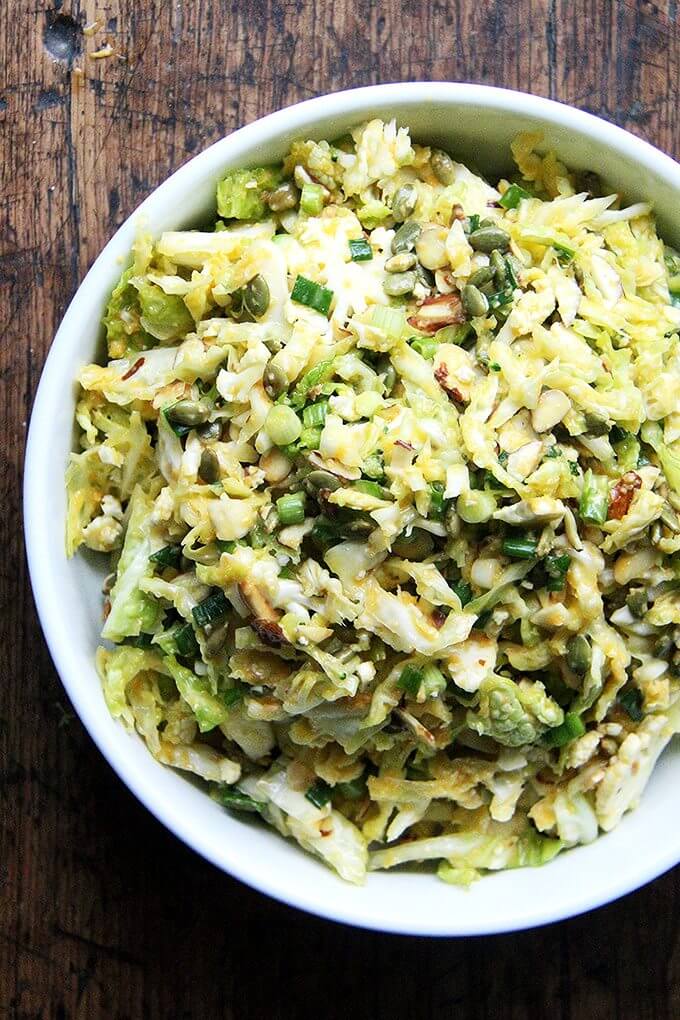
[213,786,265,814]
[619,687,644,722]
[502,536,539,559]
[349,237,373,261]
[499,182,532,209]
[291,275,334,316]
[126,632,154,648]
[428,481,446,519]
[554,241,575,263]
[276,491,306,525]
[216,539,237,553]
[302,399,329,429]
[335,775,367,800]
[451,580,473,606]
[305,778,332,808]
[149,545,182,569]
[543,712,586,748]
[192,590,230,628]
[397,664,423,697]
[544,552,571,591]
[175,622,199,658]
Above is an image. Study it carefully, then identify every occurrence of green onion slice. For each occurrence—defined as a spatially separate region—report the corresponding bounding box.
[349,238,373,261]
[291,275,334,316]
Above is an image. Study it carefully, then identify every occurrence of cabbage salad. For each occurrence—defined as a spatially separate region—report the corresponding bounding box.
[67,119,680,885]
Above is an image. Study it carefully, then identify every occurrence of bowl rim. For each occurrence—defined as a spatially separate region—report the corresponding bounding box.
[24,81,680,936]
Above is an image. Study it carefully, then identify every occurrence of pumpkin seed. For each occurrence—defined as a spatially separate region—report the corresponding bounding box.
[490,249,507,286]
[243,274,270,318]
[383,271,416,297]
[196,420,222,442]
[391,184,418,222]
[305,470,341,493]
[166,400,210,427]
[468,226,511,253]
[566,635,591,674]
[377,356,397,394]
[198,448,220,484]
[391,529,434,560]
[392,220,421,254]
[263,361,288,400]
[431,149,455,185]
[462,284,489,317]
[385,252,417,273]
[468,267,495,288]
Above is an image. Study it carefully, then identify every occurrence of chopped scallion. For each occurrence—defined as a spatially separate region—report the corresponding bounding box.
[410,336,439,359]
[276,491,306,525]
[349,237,373,262]
[421,663,446,697]
[451,580,472,606]
[192,589,230,628]
[149,545,182,569]
[291,275,334,316]
[502,536,538,559]
[305,778,332,808]
[428,481,446,519]
[543,712,586,748]
[544,552,571,591]
[213,786,265,814]
[300,182,325,215]
[302,399,329,428]
[174,622,199,659]
[618,687,644,722]
[499,182,532,209]
[397,664,423,697]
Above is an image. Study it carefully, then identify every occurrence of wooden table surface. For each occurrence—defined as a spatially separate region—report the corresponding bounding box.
[3,1,680,1016]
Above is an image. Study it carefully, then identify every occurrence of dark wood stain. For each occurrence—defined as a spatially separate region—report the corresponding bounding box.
[2,1,680,1016]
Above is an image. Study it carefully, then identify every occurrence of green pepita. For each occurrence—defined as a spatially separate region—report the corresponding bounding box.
[468,226,511,253]
[462,284,490,318]
[166,400,210,427]
[385,252,417,273]
[383,271,417,297]
[243,275,270,319]
[263,361,288,400]
[392,221,421,254]
[391,184,418,223]
[430,149,456,185]
[198,448,220,484]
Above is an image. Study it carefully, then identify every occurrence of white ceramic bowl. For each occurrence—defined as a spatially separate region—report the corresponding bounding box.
[25,83,680,936]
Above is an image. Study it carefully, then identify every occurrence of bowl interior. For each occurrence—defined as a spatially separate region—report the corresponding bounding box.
[25,83,680,935]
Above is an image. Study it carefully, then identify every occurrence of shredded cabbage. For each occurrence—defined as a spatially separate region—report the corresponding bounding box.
[68,119,680,886]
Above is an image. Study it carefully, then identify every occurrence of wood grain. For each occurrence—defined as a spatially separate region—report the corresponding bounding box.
[2,1,680,1016]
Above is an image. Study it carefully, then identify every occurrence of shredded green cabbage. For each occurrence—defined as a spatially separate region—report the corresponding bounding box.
[67,119,680,886]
